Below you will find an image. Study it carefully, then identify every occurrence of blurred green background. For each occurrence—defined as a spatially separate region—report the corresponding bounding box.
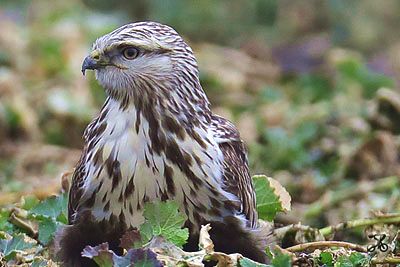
[1,0,400,231]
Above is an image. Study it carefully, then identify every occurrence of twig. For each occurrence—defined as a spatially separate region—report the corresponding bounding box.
[372,212,400,218]
[304,176,398,219]
[285,241,367,253]
[319,214,400,237]
[274,223,323,241]
[8,213,37,237]
[371,257,400,265]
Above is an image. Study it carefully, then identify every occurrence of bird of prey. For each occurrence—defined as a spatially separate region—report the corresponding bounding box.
[56,21,272,266]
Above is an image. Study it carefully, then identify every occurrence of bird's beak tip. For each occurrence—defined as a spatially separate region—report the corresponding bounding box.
[81,55,101,76]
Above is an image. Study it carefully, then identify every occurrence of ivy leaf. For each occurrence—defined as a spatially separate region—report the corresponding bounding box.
[140,200,189,248]
[82,242,162,267]
[30,193,68,223]
[253,175,291,221]
[0,234,36,260]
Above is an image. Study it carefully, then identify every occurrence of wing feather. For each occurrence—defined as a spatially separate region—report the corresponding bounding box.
[68,153,87,223]
[211,115,257,228]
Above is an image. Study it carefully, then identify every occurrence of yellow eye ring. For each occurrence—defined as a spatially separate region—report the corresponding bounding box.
[122,47,139,60]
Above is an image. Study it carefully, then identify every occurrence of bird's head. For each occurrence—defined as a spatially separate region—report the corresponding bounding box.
[82,21,201,102]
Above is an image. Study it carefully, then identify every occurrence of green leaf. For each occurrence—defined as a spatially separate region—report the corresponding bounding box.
[0,210,14,233]
[261,125,317,171]
[31,258,51,267]
[349,252,368,266]
[37,217,58,245]
[30,193,67,222]
[271,251,291,267]
[296,74,333,102]
[4,105,22,131]
[21,195,40,211]
[239,257,269,266]
[334,256,353,267]
[265,247,273,260]
[319,251,334,267]
[28,193,67,245]
[336,58,394,98]
[140,200,189,247]
[0,234,36,260]
[333,253,368,267]
[139,221,154,244]
[253,175,291,221]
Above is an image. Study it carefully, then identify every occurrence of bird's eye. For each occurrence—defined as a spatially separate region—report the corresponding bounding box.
[122,47,139,60]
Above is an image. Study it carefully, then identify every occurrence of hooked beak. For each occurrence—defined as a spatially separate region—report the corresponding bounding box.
[81,50,107,75]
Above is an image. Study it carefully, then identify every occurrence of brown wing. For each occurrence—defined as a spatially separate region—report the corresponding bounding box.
[67,115,101,224]
[67,152,87,224]
[211,115,257,228]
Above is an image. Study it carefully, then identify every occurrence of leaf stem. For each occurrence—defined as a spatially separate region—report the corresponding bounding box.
[319,214,400,237]
[371,257,400,265]
[285,241,367,253]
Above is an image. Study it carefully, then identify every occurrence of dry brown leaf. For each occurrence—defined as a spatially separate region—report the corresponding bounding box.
[146,224,257,267]
[267,177,292,212]
[198,224,214,254]
[147,236,205,267]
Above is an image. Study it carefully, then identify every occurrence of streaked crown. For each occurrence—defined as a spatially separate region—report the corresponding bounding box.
[82,21,208,114]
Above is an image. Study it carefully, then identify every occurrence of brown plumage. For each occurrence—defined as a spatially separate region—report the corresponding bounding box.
[55,21,273,266]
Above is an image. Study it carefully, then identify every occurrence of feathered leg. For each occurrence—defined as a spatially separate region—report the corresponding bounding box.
[54,211,126,267]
